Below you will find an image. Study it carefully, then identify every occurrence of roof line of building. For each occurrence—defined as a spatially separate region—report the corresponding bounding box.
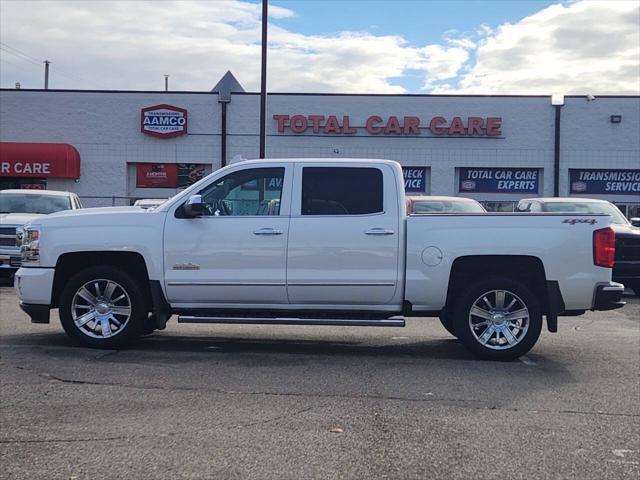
[1,88,639,98]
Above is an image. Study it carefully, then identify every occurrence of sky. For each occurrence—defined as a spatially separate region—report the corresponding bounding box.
[0,0,638,94]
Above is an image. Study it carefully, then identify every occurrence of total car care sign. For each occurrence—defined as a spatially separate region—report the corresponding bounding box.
[141,104,188,138]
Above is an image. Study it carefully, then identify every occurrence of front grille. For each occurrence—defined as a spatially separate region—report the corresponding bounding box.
[0,226,18,248]
[0,238,17,247]
[615,235,640,261]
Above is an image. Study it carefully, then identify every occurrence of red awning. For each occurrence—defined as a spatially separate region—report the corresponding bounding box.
[0,142,81,179]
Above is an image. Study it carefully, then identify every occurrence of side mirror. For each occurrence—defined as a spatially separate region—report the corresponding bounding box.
[182,194,204,218]
[630,217,640,227]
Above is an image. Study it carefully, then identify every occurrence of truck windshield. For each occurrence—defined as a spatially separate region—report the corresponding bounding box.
[0,193,72,215]
[543,202,629,225]
[412,200,485,213]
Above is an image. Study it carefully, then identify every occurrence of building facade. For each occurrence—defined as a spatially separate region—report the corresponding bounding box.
[1,78,638,215]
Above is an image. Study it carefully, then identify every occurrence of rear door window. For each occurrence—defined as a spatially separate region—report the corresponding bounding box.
[301,167,383,215]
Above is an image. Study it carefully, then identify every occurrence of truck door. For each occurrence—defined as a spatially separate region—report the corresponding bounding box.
[163,164,292,306]
[286,163,400,305]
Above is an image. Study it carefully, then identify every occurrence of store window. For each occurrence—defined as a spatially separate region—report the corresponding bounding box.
[302,167,383,215]
[135,163,207,189]
[402,167,429,195]
[0,178,47,190]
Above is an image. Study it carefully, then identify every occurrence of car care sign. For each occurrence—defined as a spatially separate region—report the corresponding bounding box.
[459,168,540,193]
[141,104,188,138]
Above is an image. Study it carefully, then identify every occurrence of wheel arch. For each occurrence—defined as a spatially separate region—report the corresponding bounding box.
[444,255,560,323]
[52,251,152,309]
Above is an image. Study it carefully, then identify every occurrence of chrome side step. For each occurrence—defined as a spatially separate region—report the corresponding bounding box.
[177,316,405,327]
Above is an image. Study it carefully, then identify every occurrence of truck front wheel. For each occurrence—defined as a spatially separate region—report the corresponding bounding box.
[59,266,147,348]
[452,277,542,361]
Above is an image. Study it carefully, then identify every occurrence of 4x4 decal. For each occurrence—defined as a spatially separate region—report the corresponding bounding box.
[562,218,598,225]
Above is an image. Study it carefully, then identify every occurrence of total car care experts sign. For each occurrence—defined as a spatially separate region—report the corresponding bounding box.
[141,104,188,138]
[569,169,640,195]
[459,168,539,194]
[273,115,502,137]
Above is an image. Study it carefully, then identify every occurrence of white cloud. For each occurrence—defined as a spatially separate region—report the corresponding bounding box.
[0,0,637,94]
[435,1,640,94]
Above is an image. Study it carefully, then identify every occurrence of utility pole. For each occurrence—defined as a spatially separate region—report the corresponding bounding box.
[259,0,268,158]
[44,60,50,89]
[164,74,169,92]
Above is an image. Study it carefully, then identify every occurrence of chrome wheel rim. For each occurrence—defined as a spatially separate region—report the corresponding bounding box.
[71,279,131,339]
[468,289,529,350]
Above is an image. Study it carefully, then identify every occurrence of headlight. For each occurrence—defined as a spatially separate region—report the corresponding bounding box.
[20,226,41,265]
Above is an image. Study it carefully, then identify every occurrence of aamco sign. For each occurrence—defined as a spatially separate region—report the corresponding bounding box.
[141,104,188,138]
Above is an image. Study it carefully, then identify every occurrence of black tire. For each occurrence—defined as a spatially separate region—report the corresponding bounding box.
[630,281,640,297]
[59,266,147,348]
[439,313,458,338]
[452,276,543,361]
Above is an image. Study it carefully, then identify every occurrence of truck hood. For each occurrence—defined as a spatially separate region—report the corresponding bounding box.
[33,205,159,229]
[0,212,45,226]
[47,206,143,218]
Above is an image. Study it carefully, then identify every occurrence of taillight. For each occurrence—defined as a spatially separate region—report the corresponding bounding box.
[593,227,615,268]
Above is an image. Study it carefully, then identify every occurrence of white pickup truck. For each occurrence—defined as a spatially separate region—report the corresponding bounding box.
[14,159,625,360]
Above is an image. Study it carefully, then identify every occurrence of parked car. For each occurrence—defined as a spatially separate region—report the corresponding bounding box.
[516,197,640,295]
[133,198,167,210]
[14,159,624,360]
[407,196,486,214]
[0,189,81,275]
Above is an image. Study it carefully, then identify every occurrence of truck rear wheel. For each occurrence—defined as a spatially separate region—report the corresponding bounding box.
[59,266,147,348]
[452,276,542,361]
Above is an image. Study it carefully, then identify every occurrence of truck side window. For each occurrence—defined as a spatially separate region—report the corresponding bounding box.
[199,167,284,216]
[301,167,383,215]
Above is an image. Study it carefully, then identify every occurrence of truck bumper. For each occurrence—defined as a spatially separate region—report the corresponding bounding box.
[0,253,21,272]
[14,267,55,323]
[613,261,640,285]
[592,282,626,311]
[19,302,50,324]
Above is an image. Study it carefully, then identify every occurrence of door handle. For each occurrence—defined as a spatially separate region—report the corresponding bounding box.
[365,228,395,235]
[253,228,283,235]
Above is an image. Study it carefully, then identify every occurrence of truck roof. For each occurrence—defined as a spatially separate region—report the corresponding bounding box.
[0,189,74,197]
[524,197,612,204]
[408,196,481,203]
[237,158,402,166]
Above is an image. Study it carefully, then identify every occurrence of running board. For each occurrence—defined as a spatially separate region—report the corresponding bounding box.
[177,316,405,327]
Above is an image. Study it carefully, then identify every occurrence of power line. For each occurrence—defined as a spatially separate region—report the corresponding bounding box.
[0,42,42,65]
[0,41,110,89]
[0,44,42,67]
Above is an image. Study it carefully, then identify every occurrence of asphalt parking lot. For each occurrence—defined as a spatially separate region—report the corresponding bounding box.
[1,285,638,480]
